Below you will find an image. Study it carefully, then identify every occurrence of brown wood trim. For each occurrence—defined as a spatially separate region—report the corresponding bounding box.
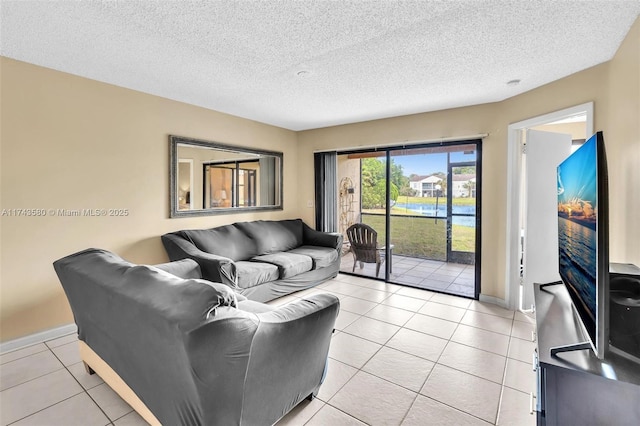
[78,341,161,426]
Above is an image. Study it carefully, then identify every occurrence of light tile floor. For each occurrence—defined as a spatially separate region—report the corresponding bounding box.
[341,253,476,298]
[0,274,537,426]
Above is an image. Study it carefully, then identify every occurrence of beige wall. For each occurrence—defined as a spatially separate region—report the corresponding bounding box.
[530,122,587,140]
[1,17,638,343]
[0,57,298,341]
[297,17,639,302]
[606,17,640,266]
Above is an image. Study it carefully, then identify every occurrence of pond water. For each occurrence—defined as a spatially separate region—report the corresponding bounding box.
[394,203,476,227]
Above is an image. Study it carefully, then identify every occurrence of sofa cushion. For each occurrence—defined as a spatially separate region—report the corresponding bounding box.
[235,261,280,289]
[179,225,257,261]
[251,252,313,279]
[287,246,339,270]
[236,220,303,255]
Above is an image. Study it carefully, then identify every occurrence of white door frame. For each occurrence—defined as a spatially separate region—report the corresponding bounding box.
[504,102,594,310]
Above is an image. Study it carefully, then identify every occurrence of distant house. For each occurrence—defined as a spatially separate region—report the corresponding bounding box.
[452,174,476,198]
[409,175,443,197]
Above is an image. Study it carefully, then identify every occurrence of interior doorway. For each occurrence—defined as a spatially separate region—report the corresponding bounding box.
[505,102,594,310]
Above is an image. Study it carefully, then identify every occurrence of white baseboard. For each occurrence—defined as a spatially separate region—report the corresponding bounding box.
[0,323,77,355]
[479,294,509,309]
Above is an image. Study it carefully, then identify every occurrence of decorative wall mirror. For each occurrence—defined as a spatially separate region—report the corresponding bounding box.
[169,135,283,217]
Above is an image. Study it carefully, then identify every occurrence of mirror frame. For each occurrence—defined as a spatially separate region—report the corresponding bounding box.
[169,135,283,218]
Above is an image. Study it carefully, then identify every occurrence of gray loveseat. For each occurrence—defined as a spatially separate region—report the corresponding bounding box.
[162,219,342,302]
[54,248,340,426]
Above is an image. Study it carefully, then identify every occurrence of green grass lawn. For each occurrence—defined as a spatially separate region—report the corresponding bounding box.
[360,213,475,260]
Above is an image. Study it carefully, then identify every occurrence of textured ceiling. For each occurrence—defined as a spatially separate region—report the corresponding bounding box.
[1,1,639,131]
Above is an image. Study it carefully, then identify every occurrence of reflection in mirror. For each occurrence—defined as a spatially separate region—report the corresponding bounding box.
[177,159,193,211]
[170,135,283,217]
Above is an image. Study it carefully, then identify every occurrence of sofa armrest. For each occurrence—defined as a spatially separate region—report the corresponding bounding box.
[239,293,339,424]
[302,222,343,250]
[184,294,339,425]
[161,234,237,288]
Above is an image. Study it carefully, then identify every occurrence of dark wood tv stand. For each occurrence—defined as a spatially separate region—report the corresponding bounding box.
[533,283,640,425]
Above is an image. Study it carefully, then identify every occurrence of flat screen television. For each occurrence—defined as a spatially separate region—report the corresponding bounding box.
[556,131,609,359]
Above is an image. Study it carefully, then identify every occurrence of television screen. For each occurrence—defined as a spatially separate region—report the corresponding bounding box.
[557,132,608,358]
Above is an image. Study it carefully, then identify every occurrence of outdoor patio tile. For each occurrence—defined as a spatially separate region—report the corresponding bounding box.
[413,265,439,273]
[403,268,429,278]
[395,275,425,285]
[453,276,475,286]
[431,268,462,277]
[446,284,475,297]
[437,264,467,271]
[420,279,451,291]
[427,273,457,283]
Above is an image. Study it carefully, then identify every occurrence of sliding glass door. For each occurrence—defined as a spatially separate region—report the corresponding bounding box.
[331,140,481,299]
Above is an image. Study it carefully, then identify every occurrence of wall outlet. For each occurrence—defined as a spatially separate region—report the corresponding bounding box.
[307,200,314,208]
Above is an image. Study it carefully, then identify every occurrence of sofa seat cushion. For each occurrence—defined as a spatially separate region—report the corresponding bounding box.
[251,252,313,279]
[235,261,279,289]
[287,246,339,270]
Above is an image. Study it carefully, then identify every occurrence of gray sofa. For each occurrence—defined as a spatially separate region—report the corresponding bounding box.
[54,248,340,426]
[162,219,342,302]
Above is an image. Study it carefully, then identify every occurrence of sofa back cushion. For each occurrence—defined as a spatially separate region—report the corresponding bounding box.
[235,219,304,255]
[180,225,258,261]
